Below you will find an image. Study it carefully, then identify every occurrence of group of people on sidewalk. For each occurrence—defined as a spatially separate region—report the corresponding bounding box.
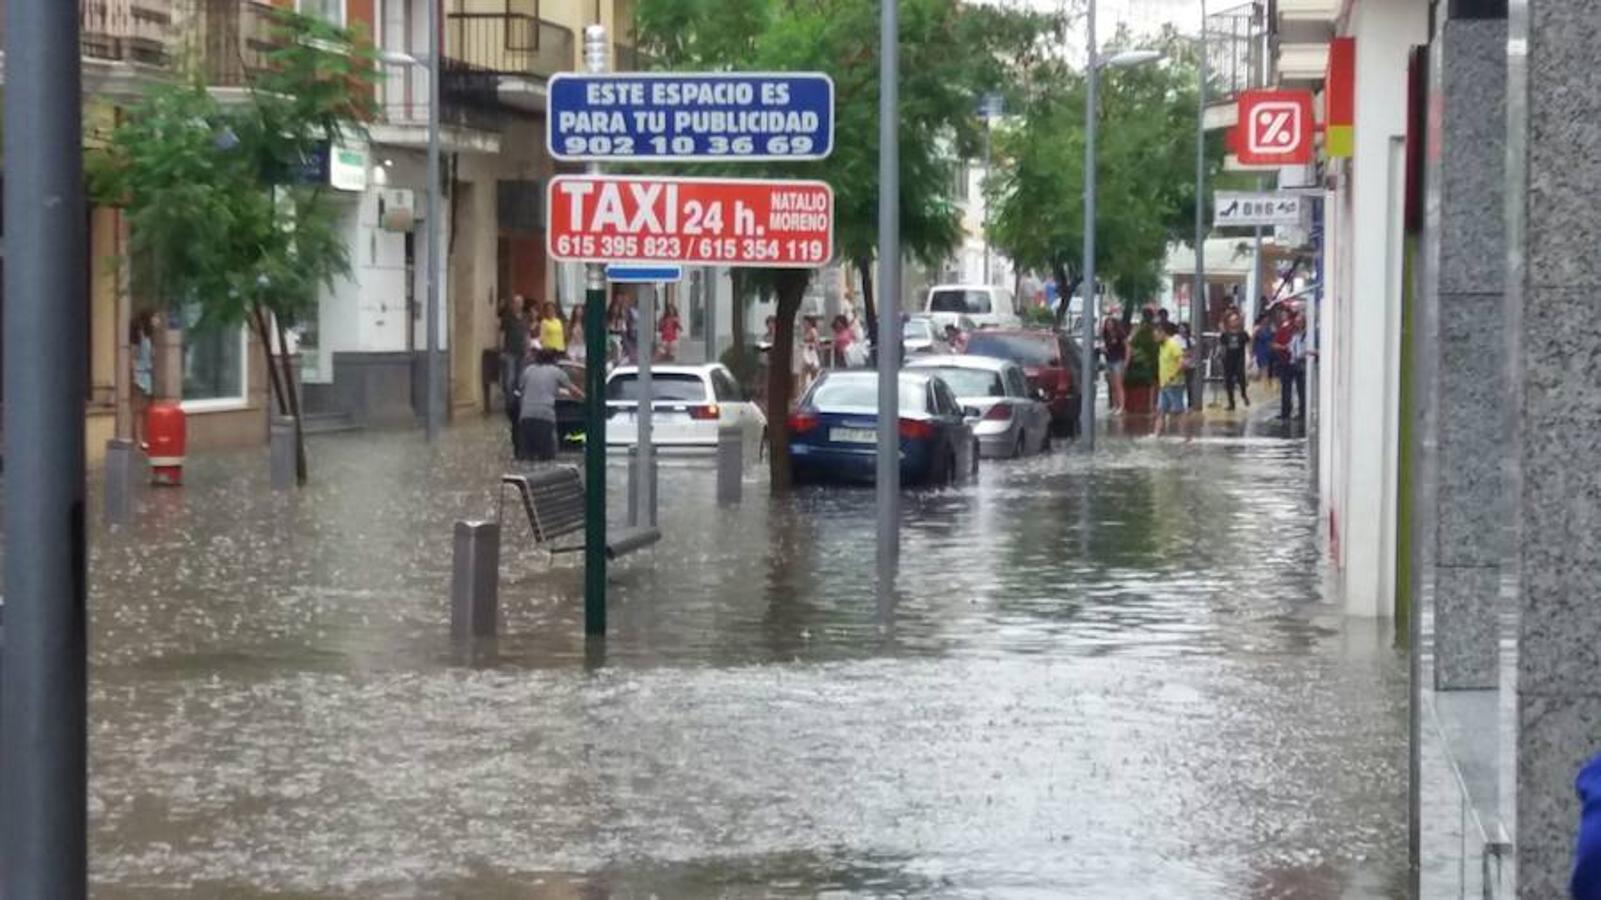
[1098,301,1314,430]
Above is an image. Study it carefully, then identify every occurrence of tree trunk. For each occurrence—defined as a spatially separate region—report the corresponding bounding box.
[730,270,747,354]
[253,305,289,417]
[273,314,309,485]
[854,256,877,339]
[1051,262,1080,330]
[765,268,811,495]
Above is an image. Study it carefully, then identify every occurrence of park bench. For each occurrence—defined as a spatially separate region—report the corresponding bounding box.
[497,466,660,560]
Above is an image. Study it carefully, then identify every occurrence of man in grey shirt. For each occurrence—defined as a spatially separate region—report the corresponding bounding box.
[516,349,582,461]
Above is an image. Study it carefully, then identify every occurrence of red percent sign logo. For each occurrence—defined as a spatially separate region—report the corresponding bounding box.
[547,175,834,268]
[1236,90,1314,166]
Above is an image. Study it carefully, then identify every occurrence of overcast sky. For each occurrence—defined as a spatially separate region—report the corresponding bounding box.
[1006,0,1204,37]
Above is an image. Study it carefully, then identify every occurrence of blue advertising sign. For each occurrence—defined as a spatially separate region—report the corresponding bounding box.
[606,264,684,284]
[547,72,834,162]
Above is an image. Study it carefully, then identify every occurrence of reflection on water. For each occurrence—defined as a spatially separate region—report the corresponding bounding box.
[77,417,1406,897]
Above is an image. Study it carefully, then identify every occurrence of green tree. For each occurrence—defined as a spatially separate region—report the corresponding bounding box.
[987,24,1225,327]
[91,9,377,484]
[636,0,1052,491]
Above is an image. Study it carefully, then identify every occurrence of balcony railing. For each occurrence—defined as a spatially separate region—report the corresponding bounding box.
[199,0,277,89]
[1205,1,1269,102]
[443,12,573,83]
[81,0,175,65]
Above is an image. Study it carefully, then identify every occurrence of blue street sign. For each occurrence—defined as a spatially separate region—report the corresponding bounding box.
[606,264,684,284]
[548,72,834,162]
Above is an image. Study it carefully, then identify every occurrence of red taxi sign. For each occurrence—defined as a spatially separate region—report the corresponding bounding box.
[547,175,834,268]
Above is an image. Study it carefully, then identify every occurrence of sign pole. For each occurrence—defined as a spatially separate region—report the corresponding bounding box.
[876,0,901,578]
[637,282,656,527]
[582,24,609,637]
[1080,0,1098,453]
[3,0,88,893]
[423,0,443,442]
[1193,0,1208,411]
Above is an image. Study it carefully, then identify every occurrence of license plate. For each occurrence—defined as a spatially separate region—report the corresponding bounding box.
[830,427,876,444]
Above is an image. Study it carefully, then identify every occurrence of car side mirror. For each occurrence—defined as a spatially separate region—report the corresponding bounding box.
[963,405,982,420]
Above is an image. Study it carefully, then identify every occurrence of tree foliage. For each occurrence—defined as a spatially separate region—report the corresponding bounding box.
[987,24,1226,322]
[634,0,1053,491]
[90,9,377,483]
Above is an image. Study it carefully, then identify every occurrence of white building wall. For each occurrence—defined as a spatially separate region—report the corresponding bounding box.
[1320,0,1428,618]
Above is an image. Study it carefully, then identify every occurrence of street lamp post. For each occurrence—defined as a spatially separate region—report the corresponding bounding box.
[1079,17,1161,453]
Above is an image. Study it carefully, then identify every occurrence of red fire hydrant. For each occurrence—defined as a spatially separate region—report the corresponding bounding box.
[146,401,187,486]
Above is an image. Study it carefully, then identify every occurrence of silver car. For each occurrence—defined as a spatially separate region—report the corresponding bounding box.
[906,355,1052,458]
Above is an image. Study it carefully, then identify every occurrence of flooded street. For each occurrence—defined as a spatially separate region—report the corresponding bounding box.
[83,416,1408,897]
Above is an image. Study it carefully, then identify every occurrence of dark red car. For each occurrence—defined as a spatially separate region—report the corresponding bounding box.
[963,329,1083,438]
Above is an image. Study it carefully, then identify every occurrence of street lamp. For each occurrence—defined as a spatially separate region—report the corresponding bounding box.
[1080,1,1162,453]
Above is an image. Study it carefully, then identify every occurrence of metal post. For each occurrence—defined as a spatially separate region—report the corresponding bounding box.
[450,520,500,639]
[1194,0,1209,374]
[1079,0,1099,452]
[582,25,609,637]
[702,270,717,363]
[3,0,88,892]
[637,284,656,527]
[875,0,901,576]
[717,425,742,505]
[424,0,443,442]
[104,439,135,524]
[269,417,296,490]
[982,115,993,285]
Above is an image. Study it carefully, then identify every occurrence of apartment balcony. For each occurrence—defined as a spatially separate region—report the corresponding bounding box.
[81,0,175,66]
[1202,1,1269,131]
[197,0,277,91]
[441,10,574,113]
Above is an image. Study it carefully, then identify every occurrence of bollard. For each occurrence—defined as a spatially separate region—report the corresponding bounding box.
[717,426,742,506]
[627,445,659,527]
[103,438,136,524]
[450,520,499,639]
[269,417,296,490]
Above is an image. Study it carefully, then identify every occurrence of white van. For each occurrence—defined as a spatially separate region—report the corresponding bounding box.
[924,284,1021,331]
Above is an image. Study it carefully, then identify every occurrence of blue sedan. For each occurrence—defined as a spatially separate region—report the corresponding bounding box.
[788,370,976,487]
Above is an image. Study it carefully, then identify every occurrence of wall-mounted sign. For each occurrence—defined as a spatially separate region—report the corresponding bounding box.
[1214,191,1304,228]
[547,72,835,162]
[547,175,833,268]
[1235,90,1315,166]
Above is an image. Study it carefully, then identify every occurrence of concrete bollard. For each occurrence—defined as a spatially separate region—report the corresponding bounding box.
[104,438,136,524]
[269,417,296,490]
[450,520,500,639]
[717,426,742,506]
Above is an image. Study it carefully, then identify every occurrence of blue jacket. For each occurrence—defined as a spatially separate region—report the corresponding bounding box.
[1574,755,1601,898]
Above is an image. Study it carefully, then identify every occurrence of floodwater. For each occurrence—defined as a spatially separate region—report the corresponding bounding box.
[82,412,1408,898]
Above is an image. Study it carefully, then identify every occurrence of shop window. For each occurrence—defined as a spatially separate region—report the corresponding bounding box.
[182,320,247,410]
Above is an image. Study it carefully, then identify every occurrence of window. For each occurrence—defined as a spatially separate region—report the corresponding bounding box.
[924,367,1003,398]
[711,368,743,402]
[297,0,344,26]
[929,289,992,315]
[932,380,961,416]
[966,333,1059,367]
[806,374,926,413]
[605,373,708,402]
[1005,366,1029,398]
[183,324,247,409]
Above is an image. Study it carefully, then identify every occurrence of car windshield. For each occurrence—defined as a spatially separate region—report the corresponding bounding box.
[967,333,1059,367]
[606,373,707,402]
[807,375,928,413]
[923,367,1004,397]
[930,289,992,315]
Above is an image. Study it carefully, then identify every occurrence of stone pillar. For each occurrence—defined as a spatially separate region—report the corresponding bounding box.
[1428,15,1507,691]
[1509,0,1601,892]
